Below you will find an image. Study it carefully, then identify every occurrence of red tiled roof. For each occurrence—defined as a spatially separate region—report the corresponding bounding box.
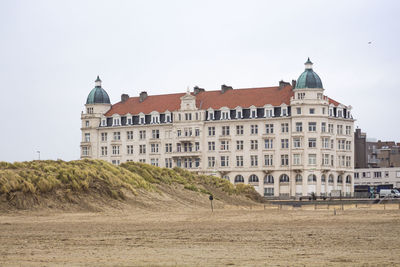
[105,85,342,116]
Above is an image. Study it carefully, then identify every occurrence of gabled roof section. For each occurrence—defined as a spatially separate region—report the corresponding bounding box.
[104,85,343,116]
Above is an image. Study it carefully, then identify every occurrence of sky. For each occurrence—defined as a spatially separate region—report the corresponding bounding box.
[0,0,399,162]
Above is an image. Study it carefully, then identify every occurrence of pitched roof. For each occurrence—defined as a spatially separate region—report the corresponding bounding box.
[105,85,342,116]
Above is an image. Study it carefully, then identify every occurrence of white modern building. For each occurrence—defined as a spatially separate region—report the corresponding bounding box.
[354,167,400,188]
[81,59,355,198]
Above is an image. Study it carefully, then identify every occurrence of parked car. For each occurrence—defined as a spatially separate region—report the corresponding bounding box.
[379,189,400,198]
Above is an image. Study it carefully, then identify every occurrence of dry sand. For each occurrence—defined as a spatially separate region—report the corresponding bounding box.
[1,207,400,266]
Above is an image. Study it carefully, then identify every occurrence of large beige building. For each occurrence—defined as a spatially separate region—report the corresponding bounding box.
[81,59,354,197]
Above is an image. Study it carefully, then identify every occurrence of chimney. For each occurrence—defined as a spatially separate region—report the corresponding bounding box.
[221,84,233,94]
[193,86,205,95]
[279,80,290,90]
[121,94,129,102]
[292,79,297,88]
[139,91,148,102]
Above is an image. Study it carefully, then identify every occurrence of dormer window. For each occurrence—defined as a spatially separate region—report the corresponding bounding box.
[249,106,257,119]
[127,118,132,125]
[165,112,171,123]
[207,109,214,120]
[112,116,121,126]
[220,107,230,120]
[264,105,274,118]
[337,109,343,118]
[235,107,243,119]
[139,113,145,125]
[151,112,160,124]
[329,107,333,117]
[280,106,288,117]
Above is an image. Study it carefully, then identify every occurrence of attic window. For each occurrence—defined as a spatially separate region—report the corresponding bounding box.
[151,114,160,124]
[165,114,171,123]
[337,109,343,118]
[113,117,121,126]
[265,108,273,118]
[208,110,214,120]
[139,114,145,124]
[221,111,230,120]
[127,118,132,125]
[101,119,107,127]
[281,107,288,117]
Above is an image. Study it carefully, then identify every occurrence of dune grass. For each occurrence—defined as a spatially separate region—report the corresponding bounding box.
[0,160,261,201]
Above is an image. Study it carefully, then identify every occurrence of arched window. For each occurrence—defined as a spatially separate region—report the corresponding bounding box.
[295,174,302,183]
[346,175,351,184]
[264,175,274,184]
[234,175,244,183]
[280,174,289,183]
[321,175,326,183]
[328,174,334,183]
[223,175,230,181]
[249,174,259,183]
[308,174,317,182]
[337,175,343,184]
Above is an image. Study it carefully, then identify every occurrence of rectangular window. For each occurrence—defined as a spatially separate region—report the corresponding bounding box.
[236,156,243,167]
[308,122,316,132]
[112,160,120,165]
[150,158,159,167]
[321,122,326,133]
[293,138,301,148]
[264,155,273,166]
[195,142,200,151]
[296,107,301,114]
[323,154,330,165]
[194,158,200,168]
[346,141,351,150]
[127,145,134,154]
[220,156,229,167]
[152,129,160,139]
[293,154,301,165]
[139,130,146,140]
[322,138,330,149]
[184,158,192,168]
[264,188,274,197]
[236,125,244,135]
[281,123,289,133]
[208,157,216,168]
[101,132,107,142]
[250,125,258,134]
[308,138,316,148]
[328,124,334,133]
[236,140,244,150]
[101,146,107,156]
[184,128,192,137]
[112,145,120,155]
[113,132,120,141]
[165,158,172,168]
[222,126,230,136]
[295,122,302,132]
[195,128,200,136]
[308,154,316,165]
[139,144,146,154]
[264,139,273,149]
[345,126,351,135]
[265,124,274,134]
[309,108,315,114]
[139,159,146,163]
[183,142,192,152]
[208,127,215,136]
[281,139,289,149]
[185,113,192,121]
[346,156,352,167]
[177,143,181,152]
[84,133,90,142]
[208,141,215,151]
[165,143,172,153]
[250,155,258,166]
[220,140,229,151]
[151,143,159,153]
[127,131,133,140]
[281,155,289,166]
[337,125,343,135]
[250,140,258,150]
[338,140,345,150]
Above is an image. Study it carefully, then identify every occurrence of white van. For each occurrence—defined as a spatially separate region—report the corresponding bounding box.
[379,189,400,198]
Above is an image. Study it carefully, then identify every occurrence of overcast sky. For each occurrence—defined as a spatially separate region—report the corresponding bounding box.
[0,0,399,162]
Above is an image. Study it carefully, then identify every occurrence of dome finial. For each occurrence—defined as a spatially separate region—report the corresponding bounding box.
[305,57,313,70]
[95,75,102,87]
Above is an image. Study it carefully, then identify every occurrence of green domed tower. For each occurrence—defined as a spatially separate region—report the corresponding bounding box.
[86,76,111,104]
[295,58,323,89]
[81,76,112,159]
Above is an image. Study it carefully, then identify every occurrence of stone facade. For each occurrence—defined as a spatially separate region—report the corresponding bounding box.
[81,60,355,197]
